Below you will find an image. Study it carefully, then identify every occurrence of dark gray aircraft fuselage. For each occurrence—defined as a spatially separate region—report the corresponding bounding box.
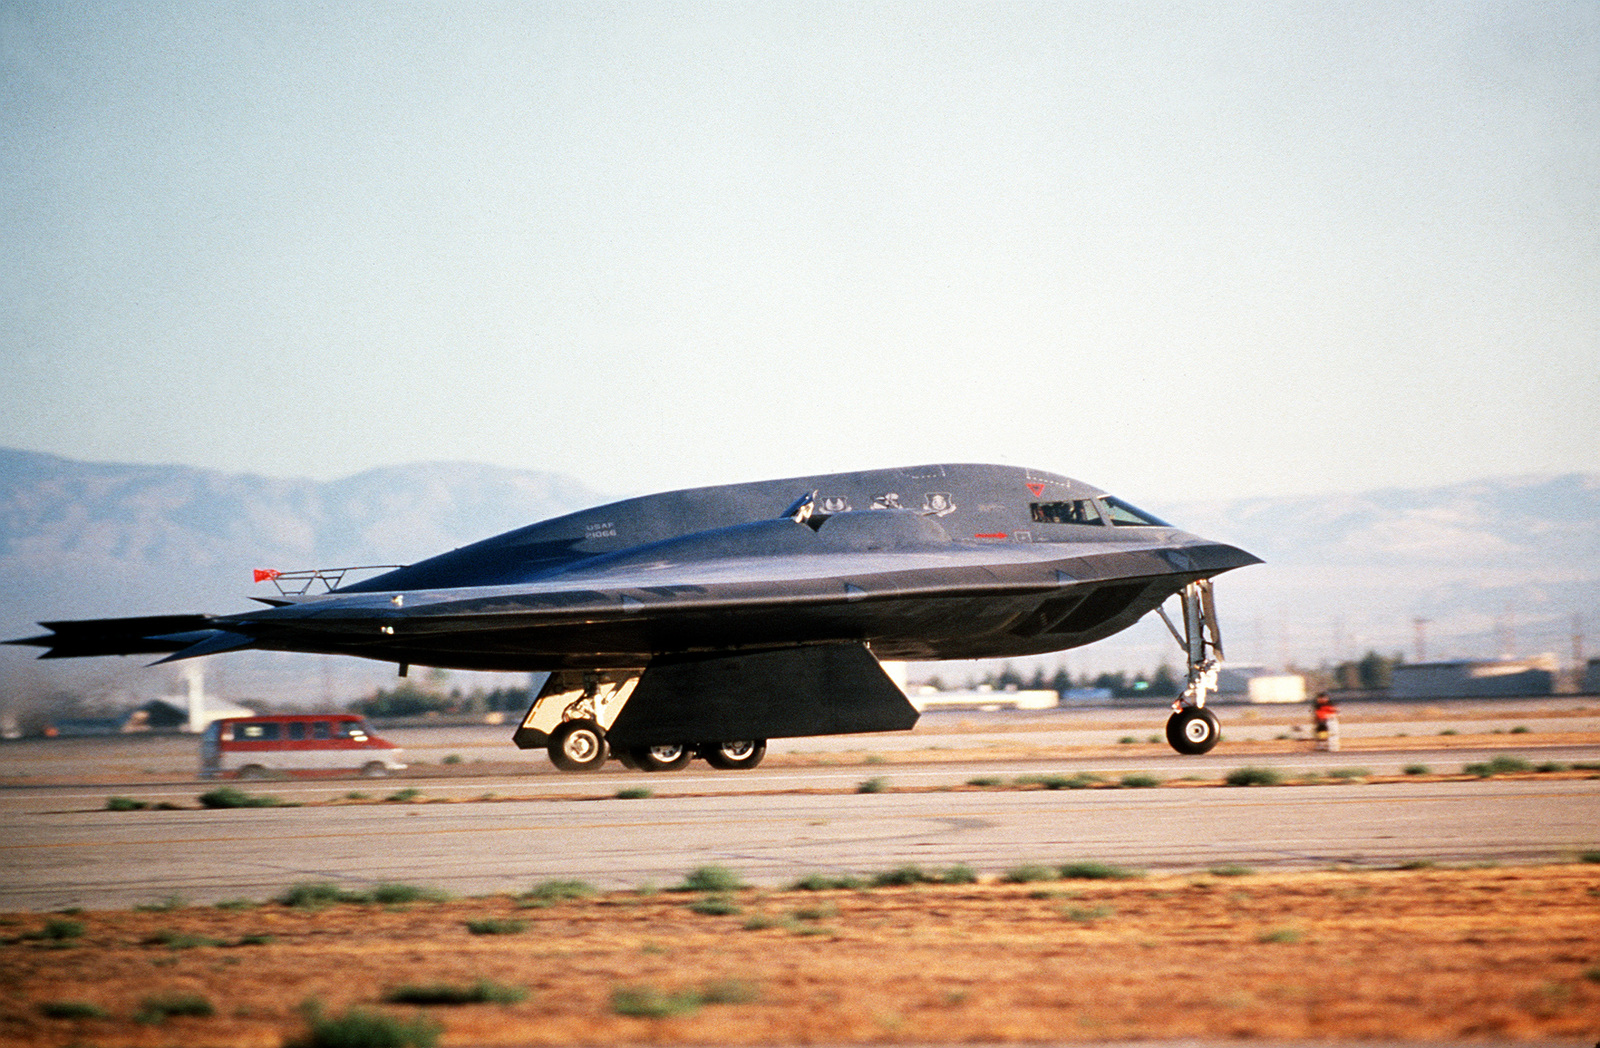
[13,464,1259,767]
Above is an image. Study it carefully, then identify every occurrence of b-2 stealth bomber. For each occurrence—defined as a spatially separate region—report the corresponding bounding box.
[11,463,1260,771]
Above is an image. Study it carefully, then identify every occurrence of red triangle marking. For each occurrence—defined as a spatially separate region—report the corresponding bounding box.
[1025,483,1045,498]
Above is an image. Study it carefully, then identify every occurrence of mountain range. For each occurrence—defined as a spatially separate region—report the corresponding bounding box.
[2,448,1595,706]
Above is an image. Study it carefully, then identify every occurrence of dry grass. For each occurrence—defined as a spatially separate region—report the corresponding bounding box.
[3,864,1597,1046]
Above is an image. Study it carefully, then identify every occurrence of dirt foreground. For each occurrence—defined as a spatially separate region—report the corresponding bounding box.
[3,864,1598,1047]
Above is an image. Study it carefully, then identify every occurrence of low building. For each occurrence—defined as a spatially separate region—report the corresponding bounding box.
[1585,658,1600,695]
[908,686,1059,712]
[1216,665,1307,704]
[1392,657,1557,699]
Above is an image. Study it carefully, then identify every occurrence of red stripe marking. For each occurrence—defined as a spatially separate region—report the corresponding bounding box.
[974,533,1008,539]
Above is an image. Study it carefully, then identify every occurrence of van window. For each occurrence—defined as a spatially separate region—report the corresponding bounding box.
[311,721,330,740]
[287,722,305,741]
[239,722,279,741]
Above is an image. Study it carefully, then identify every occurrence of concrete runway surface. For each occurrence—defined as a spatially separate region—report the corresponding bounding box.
[2,698,1597,911]
[2,773,1597,911]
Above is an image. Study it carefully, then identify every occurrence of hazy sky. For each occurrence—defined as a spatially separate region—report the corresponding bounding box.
[3,1,1596,504]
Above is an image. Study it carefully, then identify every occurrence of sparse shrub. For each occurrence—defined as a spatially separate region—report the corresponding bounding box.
[1225,766,1283,787]
[1579,852,1600,864]
[1403,764,1431,776]
[871,865,934,887]
[522,879,596,904]
[941,863,978,884]
[1327,767,1370,780]
[236,933,275,946]
[1119,773,1161,788]
[1003,864,1056,884]
[1062,904,1114,923]
[1118,736,1137,744]
[135,993,214,1023]
[1537,762,1568,773]
[465,918,526,935]
[384,980,526,1006]
[789,872,863,891]
[1257,927,1303,944]
[279,882,359,909]
[385,788,422,803]
[965,776,1002,787]
[214,898,258,910]
[688,895,741,916]
[856,777,886,794]
[144,929,223,949]
[38,1000,108,1019]
[136,894,187,912]
[106,795,148,811]
[1059,861,1141,880]
[1510,725,1530,734]
[1015,772,1099,790]
[198,786,284,809]
[674,866,744,892]
[344,792,370,800]
[615,786,653,799]
[1464,755,1533,778]
[30,918,85,941]
[611,984,702,1018]
[289,1000,441,1048]
[372,883,448,905]
[441,754,463,764]
[1208,864,1256,877]
[790,902,837,921]
[699,979,759,1004]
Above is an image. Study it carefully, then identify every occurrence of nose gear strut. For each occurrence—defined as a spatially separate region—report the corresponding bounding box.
[1156,579,1225,755]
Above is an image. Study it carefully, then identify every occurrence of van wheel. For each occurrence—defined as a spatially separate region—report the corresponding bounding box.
[237,764,267,780]
[360,761,388,778]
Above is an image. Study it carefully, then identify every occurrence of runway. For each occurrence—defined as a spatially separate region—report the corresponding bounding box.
[3,700,1598,911]
[3,772,1596,911]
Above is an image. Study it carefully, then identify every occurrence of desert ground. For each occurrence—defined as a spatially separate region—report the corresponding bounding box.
[3,862,1598,1047]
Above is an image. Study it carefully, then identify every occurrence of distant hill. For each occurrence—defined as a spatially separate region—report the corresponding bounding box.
[2,449,1595,707]
[1149,474,1600,672]
[0,448,610,707]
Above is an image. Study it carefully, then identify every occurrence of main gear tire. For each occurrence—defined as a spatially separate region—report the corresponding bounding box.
[629,743,692,772]
[1166,707,1221,755]
[548,720,608,772]
[702,739,766,770]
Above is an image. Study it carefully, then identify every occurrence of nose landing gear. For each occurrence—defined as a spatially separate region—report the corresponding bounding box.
[1157,579,1225,756]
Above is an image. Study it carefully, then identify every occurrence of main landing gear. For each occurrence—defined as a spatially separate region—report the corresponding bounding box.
[1156,579,1226,756]
[544,720,767,773]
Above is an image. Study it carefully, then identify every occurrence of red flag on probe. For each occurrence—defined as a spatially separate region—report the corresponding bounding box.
[253,569,282,583]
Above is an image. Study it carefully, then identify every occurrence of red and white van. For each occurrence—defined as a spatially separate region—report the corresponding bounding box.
[199,714,406,779]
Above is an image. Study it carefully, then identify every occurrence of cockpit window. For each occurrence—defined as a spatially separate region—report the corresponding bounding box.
[1099,497,1170,527]
[1030,500,1103,525]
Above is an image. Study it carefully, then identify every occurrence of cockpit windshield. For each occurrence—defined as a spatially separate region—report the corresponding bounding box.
[1030,500,1102,525]
[1099,497,1170,527]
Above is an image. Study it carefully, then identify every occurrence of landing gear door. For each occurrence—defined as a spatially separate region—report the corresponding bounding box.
[512,669,642,750]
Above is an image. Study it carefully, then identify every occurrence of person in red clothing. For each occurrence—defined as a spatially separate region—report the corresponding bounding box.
[1312,691,1340,752]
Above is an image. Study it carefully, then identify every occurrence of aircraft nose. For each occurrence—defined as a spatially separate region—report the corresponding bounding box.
[1175,541,1263,574]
